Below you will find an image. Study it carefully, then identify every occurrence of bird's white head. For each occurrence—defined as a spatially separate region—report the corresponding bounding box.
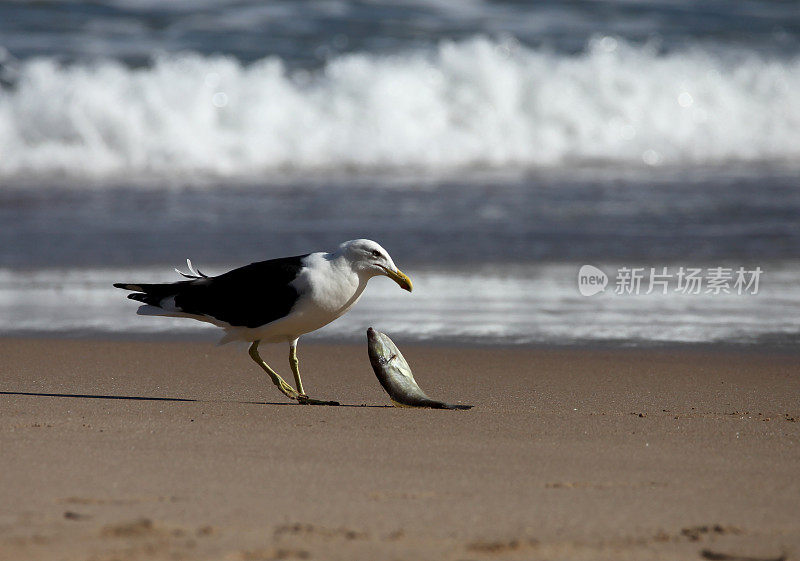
[338,239,413,292]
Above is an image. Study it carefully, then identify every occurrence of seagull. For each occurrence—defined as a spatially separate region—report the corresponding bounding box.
[114,239,412,405]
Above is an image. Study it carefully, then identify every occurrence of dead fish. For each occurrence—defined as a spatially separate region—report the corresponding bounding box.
[367,328,472,410]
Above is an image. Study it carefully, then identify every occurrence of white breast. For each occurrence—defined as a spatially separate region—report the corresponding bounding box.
[294,253,365,320]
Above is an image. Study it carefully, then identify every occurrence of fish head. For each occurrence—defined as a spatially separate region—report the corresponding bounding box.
[367,327,398,368]
[367,328,415,380]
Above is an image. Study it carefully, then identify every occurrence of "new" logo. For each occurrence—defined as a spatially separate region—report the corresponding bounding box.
[577,265,608,296]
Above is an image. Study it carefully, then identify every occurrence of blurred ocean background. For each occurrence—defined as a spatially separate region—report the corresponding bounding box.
[1,0,799,346]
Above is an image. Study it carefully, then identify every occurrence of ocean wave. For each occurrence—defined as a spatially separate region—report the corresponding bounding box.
[1,36,798,180]
[2,264,799,345]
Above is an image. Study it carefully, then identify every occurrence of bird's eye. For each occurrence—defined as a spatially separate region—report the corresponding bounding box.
[371,250,382,258]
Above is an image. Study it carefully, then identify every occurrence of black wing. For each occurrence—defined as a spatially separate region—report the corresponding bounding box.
[114,254,309,328]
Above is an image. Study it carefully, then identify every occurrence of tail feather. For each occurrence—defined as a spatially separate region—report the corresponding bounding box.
[128,292,153,304]
[113,283,143,291]
[113,281,184,308]
[136,304,171,317]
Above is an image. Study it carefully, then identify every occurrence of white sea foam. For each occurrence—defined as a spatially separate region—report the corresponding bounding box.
[1,264,798,346]
[1,37,799,180]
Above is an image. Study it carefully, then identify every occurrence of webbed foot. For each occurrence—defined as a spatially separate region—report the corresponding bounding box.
[297,394,340,406]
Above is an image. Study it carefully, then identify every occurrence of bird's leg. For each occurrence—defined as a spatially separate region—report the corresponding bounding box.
[289,341,340,406]
[248,341,301,401]
[248,341,338,406]
[289,339,339,405]
[288,340,305,396]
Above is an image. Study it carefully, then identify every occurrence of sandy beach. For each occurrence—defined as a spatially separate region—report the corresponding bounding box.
[0,337,797,560]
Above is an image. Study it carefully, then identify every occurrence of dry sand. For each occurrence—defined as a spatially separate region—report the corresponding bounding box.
[0,337,798,561]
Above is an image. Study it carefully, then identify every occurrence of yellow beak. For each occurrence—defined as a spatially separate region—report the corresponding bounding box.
[379,265,413,292]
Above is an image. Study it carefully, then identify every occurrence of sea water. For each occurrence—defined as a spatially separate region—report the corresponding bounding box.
[1,1,799,346]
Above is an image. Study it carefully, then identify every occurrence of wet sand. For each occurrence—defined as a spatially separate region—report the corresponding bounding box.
[1,337,798,561]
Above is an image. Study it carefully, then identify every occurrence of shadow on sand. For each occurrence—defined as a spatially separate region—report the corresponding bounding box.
[0,391,390,408]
